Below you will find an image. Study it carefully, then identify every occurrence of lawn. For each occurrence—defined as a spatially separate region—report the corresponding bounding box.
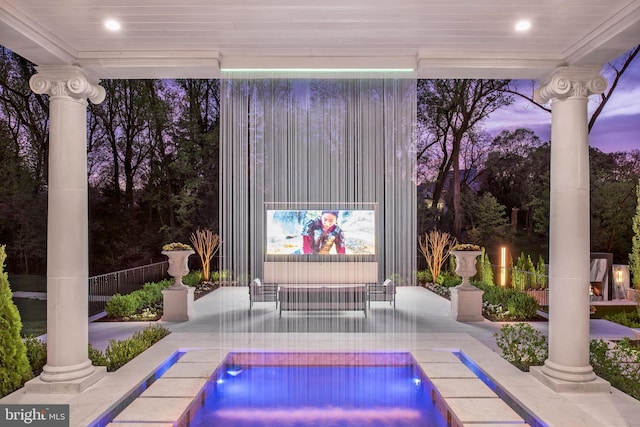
[8,275,47,337]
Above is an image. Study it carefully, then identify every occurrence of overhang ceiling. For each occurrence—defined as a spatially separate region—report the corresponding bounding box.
[0,0,639,80]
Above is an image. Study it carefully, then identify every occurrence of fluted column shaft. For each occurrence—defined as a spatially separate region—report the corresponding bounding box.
[534,66,607,383]
[29,66,105,384]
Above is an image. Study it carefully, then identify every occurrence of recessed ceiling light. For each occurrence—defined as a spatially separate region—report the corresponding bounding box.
[105,19,121,31]
[515,20,531,32]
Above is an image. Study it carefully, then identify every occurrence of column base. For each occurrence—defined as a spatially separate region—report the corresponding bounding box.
[449,284,484,322]
[24,366,106,394]
[530,366,610,393]
[161,287,196,322]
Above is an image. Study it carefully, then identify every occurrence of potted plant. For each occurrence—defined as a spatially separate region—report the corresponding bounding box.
[450,243,482,287]
[449,243,484,322]
[162,242,194,289]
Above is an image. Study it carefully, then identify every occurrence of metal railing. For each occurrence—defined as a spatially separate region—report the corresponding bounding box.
[88,261,169,316]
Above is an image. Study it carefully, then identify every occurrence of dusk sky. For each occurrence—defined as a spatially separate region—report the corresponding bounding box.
[485,57,640,153]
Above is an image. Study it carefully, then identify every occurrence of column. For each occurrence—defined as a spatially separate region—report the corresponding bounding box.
[530,66,609,392]
[26,66,106,392]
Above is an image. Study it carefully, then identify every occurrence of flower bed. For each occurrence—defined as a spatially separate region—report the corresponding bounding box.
[100,271,219,322]
[424,282,544,322]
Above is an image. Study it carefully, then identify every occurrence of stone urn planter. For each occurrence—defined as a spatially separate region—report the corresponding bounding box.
[161,244,196,322]
[163,249,194,289]
[449,247,484,322]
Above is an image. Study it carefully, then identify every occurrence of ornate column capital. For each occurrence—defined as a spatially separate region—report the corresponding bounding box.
[29,65,105,104]
[534,65,607,104]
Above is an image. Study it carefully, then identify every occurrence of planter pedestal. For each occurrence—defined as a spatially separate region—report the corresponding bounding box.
[161,287,195,322]
[450,285,484,322]
[161,249,196,322]
[449,250,484,322]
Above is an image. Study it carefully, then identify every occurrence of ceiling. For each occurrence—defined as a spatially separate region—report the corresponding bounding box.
[0,0,639,80]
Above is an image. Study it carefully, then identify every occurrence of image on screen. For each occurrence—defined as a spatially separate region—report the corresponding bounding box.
[266,210,375,255]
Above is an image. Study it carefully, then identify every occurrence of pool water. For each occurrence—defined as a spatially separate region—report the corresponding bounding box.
[190,364,447,427]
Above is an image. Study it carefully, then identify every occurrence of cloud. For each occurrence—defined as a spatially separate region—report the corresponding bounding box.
[484,96,551,141]
[590,113,640,152]
[590,85,640,118]
[484,58,640,153]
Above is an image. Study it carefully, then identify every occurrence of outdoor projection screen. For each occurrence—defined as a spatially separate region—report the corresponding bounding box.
[266,209,376,255]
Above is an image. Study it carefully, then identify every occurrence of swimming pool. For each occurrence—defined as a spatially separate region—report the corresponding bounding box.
[189,352,447,427]
[106,349,541,427]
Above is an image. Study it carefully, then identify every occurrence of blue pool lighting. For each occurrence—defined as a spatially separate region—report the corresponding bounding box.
[189,352,447,427]
[225,364,243,376]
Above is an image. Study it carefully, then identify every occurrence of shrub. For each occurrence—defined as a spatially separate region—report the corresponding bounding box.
[105,279,174,318]
[494,323,548,371]
[103,338,150,371]
[436,272,461,287]
[133,324,171,345]
[505,292,539,320]
[211,270,229,283]
[478,284,512,305]
[471,279,494,288]
[604,309,640,328]
[138,280,167,306]
[416,270,433,284]
[476,250,494,285]
[90,325,171,372]
[0,245,33,397]
[536,255,547,289]
[105,293,141,318]
[23,336,47,377]
[511,252,527,291]
[477,283,538,320]
[182,271,203,287]
[88,344,108,367]
[496,329,640,399]
[590,338,640,400]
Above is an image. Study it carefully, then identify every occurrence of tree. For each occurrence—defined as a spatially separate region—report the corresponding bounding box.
[89,79,162,207]
[418,230,457,283]
[0,48,226,275]
[87,79,175,272]
[479,130,548,237]
[590,148,638,260]
[417,79,513,236]
[505,45,639,134]
[588,45,639,132]
[467,192,512,247]
[630,180,640,287]
[190,228,221,282]
[0,48,49,273]
[0,245,32,397]
[142,79,221,245]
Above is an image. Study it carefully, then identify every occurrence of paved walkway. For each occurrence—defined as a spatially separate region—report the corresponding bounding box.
[88,285,639,351]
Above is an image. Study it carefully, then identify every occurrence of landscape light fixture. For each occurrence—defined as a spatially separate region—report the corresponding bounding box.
[500,246,508,287]
[614,267,623,285]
